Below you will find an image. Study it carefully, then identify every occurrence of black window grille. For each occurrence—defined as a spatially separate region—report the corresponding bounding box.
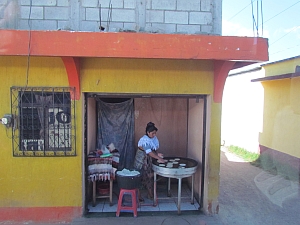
[11,87,76,156]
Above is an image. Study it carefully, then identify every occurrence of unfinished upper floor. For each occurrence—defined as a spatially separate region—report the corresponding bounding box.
[1,0,221,34]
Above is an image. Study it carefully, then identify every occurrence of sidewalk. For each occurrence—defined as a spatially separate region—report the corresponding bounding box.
[218,149,300,225]
[0,212,222,225]
[72,212,222,225]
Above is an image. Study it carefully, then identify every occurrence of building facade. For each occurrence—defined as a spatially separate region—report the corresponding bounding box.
[0,0,268,223]
[254,56,300,181]
[222,56,300,183]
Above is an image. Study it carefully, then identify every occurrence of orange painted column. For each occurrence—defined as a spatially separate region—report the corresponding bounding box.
[213,60,236,103]
[61,57,81,100]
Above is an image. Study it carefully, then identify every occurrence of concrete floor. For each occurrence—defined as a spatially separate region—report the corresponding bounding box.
[87,182,200,214]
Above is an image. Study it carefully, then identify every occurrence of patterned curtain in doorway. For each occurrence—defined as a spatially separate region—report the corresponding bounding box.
[96,98,135,170]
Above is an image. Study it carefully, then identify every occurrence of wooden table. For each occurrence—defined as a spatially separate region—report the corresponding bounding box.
[92,178,114,207]
[88,156,114,206]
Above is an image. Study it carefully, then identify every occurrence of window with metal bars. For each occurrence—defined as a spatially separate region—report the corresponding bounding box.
[11,87,76,156]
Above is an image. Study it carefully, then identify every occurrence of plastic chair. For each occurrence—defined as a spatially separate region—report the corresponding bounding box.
[116,188,138,217]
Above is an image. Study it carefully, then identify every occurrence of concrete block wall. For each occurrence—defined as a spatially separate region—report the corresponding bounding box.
[19,0,72,30]
[16,0,221,35]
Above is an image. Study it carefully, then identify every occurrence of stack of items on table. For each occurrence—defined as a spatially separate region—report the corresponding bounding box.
[106,143,120,169]
[88,143,120,182]
[88,157,115,182]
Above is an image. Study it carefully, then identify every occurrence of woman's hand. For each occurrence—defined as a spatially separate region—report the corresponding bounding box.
[157,158,166,163]
[157,153,164,158]
[149,151,166,163]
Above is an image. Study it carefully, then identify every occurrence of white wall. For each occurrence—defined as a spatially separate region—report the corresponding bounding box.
[221,66,265,153]
[187,98,204,201]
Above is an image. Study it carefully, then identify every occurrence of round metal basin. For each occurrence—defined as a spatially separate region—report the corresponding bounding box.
[152,157,198,178]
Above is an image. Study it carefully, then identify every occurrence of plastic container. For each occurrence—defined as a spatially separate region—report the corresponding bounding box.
[116,170,142,190]
[98,182,110,195]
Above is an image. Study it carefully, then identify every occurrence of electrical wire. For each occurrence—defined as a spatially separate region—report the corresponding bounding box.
[270,26,299,46]
[225,0,299,60]
[15,0,32,135]
[228,0,299,27]
[258,1,300,28]
[270,43,300,56]
[107,0,112,31]
[227,2,252,21]
[26,0,33,87]
[251,0,260,36]
[256,0,259,36]
[251,0,255,36]
[5,125,13,139]
[228,0,299,39]
[261,0,263,36]
[261,1,300,51]
[262,1,300,59]
[98,0,101,31]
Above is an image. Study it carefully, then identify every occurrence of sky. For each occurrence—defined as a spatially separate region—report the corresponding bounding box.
[222,0,300,63]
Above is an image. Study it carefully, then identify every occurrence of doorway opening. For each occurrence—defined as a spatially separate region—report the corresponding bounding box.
[83,93,208,214]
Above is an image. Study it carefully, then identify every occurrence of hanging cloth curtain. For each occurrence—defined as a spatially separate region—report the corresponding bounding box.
[35,94,53,139]
[96,98,135,170]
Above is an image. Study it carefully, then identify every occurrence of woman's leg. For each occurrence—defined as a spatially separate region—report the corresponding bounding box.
[138,189,144,202]
[134,149,147,201]
[147,188,153,200]
[144,155,154,199]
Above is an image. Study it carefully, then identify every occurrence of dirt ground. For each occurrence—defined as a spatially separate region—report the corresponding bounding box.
[217,147,300,225]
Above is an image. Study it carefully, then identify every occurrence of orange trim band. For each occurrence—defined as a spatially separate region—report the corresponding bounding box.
[0,30,268,62]
[0,206,82,223]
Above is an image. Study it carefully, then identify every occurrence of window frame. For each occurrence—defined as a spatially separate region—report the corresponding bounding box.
[11,87,76,157]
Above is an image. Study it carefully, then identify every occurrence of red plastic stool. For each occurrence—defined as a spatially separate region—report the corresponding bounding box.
[116,188,138,217]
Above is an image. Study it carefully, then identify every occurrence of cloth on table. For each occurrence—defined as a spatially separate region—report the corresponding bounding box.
[88,157,115,181]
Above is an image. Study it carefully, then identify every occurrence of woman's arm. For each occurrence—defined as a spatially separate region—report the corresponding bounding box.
[148,151,165,163]
[157,152,164,158]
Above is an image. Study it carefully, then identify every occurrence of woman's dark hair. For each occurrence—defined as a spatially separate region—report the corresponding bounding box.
[145,122,158,134]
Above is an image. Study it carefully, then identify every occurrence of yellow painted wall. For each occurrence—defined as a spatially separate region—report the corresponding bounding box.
[0,56,83,207]
[80,58,213,94]
[264,58,299,77]
[0,56,221,215]
[81,58,221,213]
[207,101,221,210]
[260,57,300,158]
